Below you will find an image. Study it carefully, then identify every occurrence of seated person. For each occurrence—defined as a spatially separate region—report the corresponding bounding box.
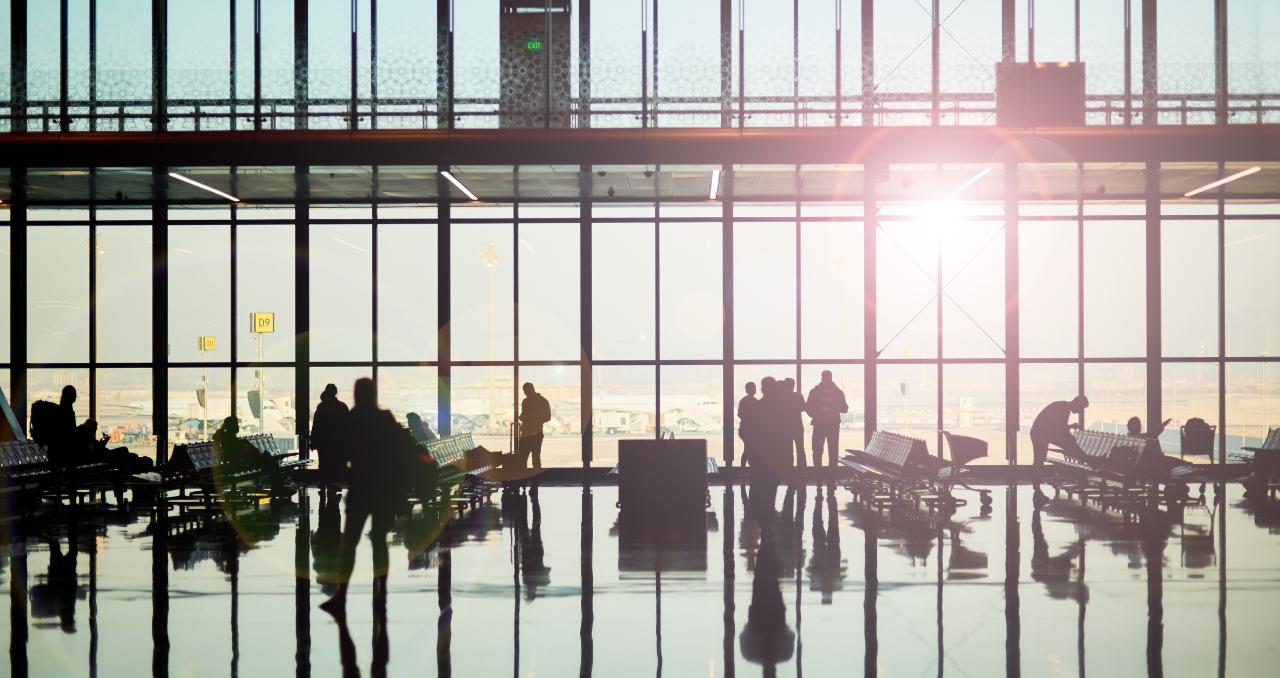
[1126,416,1172,440]
[212,416,281,485]
[406,412,438,445]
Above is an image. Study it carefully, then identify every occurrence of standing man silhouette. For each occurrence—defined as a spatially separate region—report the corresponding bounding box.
[806,371,849,467]
[783,378,806,468]
[518,382,551,469]
[737,382,760,468]
[310,383,350,495]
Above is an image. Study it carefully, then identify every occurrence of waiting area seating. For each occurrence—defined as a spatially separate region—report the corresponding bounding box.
[134,434,308,507]
[1241,428,1280,496]
[840,430,990,512]
[417,432,500,513]
[1046,429,1212,507]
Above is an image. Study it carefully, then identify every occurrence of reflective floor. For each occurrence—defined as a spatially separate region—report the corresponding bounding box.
[4,481,1280,677]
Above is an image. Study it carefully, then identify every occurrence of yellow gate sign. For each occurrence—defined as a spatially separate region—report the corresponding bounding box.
[197,336,216,351]
[250,312,275,334]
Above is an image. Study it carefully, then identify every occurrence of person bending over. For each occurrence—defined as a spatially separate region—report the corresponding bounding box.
[1029,396,1089,499]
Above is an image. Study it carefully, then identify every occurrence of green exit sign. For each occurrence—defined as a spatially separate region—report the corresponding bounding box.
[526,36,543,52]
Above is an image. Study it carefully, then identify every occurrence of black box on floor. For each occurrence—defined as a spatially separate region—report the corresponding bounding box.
[996,61,1086,126]
[618,438,707,517]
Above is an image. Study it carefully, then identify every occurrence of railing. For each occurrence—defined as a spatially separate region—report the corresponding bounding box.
[7,92,1280,133]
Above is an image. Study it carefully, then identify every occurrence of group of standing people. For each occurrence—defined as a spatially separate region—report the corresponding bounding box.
[737,370,850,476]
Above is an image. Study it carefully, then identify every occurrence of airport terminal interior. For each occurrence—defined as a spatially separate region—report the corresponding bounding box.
[2,0,1280,675]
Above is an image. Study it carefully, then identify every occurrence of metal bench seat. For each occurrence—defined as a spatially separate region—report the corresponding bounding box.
[841,430,990,512]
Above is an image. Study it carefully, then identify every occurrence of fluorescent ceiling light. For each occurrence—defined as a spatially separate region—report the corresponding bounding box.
[948,168,991,198]
[709,169,721,200]
[1184,166,1262,198]
[168,172,240,202]
[441,170,479,201]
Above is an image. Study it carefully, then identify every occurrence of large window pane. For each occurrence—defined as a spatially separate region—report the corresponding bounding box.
[1158,0,1215,110]
[942,364,1005,464]
[96,368,154,458]
[168,367,231,446]
[98,0,152,129]
[1161,362,1219,458]
[0,226,10,362]
[1225,362,1279,455]
[452,223,514,361]
[451,365,515,453]
[735,220,796,359]
[1084,363,1146,435]
[589,0,642,127]
[940,0,1000,124]
[170,225,231,364]
[519,365,581,468]
[168,1,230,128]
[1020,221,1078,359]
[1225,219,1280,356]
[592,366,656,467]
[377,0,437,109]
[310,0,354,126]
[873,0,931,124]
[97,225,152,362]
[1162,219,1218,357]
[659,365,723,463]
[1229,0,1280,121]
[738,0,796,126]
[1084,221,1145,357]
[29,226,90,363]
[377,224,438,361]
[234,366,296,448]
[658,0,720,126]
[660,221,721,359]
[379,365,439,434]
[237,225,296,362]
[876,363,938,446]
[27,368,90,428]
[801,221,864,360]
[878,220,937,359]
[519,222,580,361]
[311,224,373,361]
[453,0,499,127]
[942,220,1004,358]
[592,222,654,360]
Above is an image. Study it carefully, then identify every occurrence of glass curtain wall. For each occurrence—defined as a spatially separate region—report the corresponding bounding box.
[6,162,1280,468]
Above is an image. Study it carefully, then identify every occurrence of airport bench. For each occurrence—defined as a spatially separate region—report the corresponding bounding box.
[841,430,989,512]
[419,432,499,512]
[140,434,304,503]
[1240,427,1280,496]
[1047,430,1206,506]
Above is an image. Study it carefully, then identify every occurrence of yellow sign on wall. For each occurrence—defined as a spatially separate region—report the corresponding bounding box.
[197,336,216,351]
[250,312,275,334]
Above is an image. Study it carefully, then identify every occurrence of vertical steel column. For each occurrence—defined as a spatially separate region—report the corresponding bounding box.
[60,0,69,130]
[720,0,732,127]
[722,166,735,463]
[651,0,658,127]
[1028,0,1035,63]
[1145,162,1161,441]
[737,0,744,128]
[437,170,453,435]
[580,167,593,466]
[152,169,169,463]
[580,0,591,128]
[861,0,873,126]
[792,0,799,126]
[253,0,262,129]
[371,168,380,385]
[152,0,167,132]
[230,0,236,131]
[1074,0,1081,62]
[11,0,28,132]
[370,0,378,128]
[1141,0,1156,124]
[1000,0,1014,64]
[930,0,939,126]
[229,179,238,423]
[295,0,309,128]
[863,167,877,442]
[1217,163,1226,465]
[1077,165,1085,414]
[1004,164,1019,464]
[1214,0,1227,124]
[641,1,649,128]
[1124,0,1132,125]
[90,0,98,130]
[295,169,311,456]
[835,0,842,126]
[9,169,27,434]
[437,0,452,130]
[89,173,98,423]
[349,0,358,130]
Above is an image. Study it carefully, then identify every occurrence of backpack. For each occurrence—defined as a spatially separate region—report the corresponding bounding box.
[29,400,62,447]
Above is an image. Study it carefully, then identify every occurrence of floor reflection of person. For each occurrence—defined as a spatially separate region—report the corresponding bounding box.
[320,378,417,617]
[739,531,795,675]
[807,484,846,604]
[518,383,551,469]
[29,537,84,634]
[312,491,342,596]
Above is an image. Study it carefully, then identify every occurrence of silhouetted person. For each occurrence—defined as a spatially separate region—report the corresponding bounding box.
[783,378,806,468]
[321,378,417,617]
[1030,395,1090,500]
[309,383,350,494]
[737,382,760,468]
[406,411,438,445]
[212,416,280,488]
[806,371,849,468]
[31,385,96,468]
[807,485,845,604]
[312,492,342,596]
[1127,416,1172,440]
[518,383,551,469]
[29,537,83,634]
[750,378,791,529]
[520,486,551,601]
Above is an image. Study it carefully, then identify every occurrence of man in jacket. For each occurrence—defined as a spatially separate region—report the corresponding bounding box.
[805,371,849,467]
